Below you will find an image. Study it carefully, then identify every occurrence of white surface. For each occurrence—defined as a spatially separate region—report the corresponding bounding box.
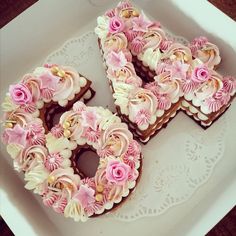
[0,0,236,236]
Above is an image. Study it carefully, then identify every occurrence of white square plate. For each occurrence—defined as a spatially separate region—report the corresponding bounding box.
[1,1,236,236]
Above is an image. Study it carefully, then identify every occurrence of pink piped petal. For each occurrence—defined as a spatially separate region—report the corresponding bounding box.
[51,124,64,138]
[43,192,59,207]
[157,94,171,110]
[222,76,236,93]
[82,127,101,143]
[159,40,173,51]
[31,133,46,146]
[205,97,222,112]
[134,109,151,126]
[42,88,54,100]
[52,197,68,214]
[44,153,63,171]
[22,103,37,113]
[130,36,146,55]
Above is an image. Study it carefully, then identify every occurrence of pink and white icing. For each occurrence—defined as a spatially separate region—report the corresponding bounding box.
[95,1,236,130]
[190,36,221,69]
[2,64,89,131]
[1,96,142,221]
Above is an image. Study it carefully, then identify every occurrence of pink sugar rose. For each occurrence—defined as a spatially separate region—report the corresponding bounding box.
[106,160,131,185]
[191,64,210,83]
[109,17,124,34]
[9,83,32,105]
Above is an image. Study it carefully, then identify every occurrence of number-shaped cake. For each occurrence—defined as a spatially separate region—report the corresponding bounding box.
[1,64,142,221]
[95,0,236,143]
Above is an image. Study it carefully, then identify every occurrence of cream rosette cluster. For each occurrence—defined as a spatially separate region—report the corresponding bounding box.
[1,64,88,123]
[183,60,236,113]
[96,1,236,133]
[189,36,221,69]
[41,102,141,221]
[1,64,89,172]
[1,100,142,221]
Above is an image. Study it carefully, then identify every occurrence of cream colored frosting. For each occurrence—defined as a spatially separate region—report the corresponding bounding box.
[162,43,192,64]
[194,42,221,69]
[94,16,110,39]
[139,48,162,71]
[102,33,128,53]
[24,164,49,194]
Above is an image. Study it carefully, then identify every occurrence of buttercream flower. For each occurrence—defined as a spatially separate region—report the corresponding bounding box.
[38,71,60,99]
[51,124,64,138]
[222,76,236,94]
[191,40,221,69]
[190,36,208,49]
[15,145,48,172]
[52,66,82,103]
[46,133,71,153]
[22,75,42,102]
[107,62,136,82]
[132,12,152,32]
[95,16,109,39]
[130,36,146,55]
[44,153,63,171]
[9,83,32,105]
[1,95,18,112]
[154,71,182,101]
[59,110,84,140]
[156,94,172,110]
[82,127,101,143]
[117,0,132,10]
[5,124,28,146]
[155,63,169,75]
[109,16,124,34]
[73,101,86,113]
[74,185,95,208]
[191,64,210,83]
[160,39,173,51]
[64,198,87,222]
[181,76,199,94]
[204,97,222,112]
[24,164,49,194]
[81,108,101,130]
[101,123,132,156]
[125,30,139,42]
[106,160,131,185]
[162,43,192,64]
[123,149,140,169]
[134,109,151,126]
[127,140,141,156]
[46,168,80,196]
[194,72,223,100]
[27,121,45,145]
[52,196,68,214]
[214,88,231,106]
[43,191,59,207]
[105,8,116,18]
[129,88,158,116]
[169,61,189,80]
[106,51,127,70]
[143,28,166,51]
[6,143,23,160]
[102,33,128,53]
